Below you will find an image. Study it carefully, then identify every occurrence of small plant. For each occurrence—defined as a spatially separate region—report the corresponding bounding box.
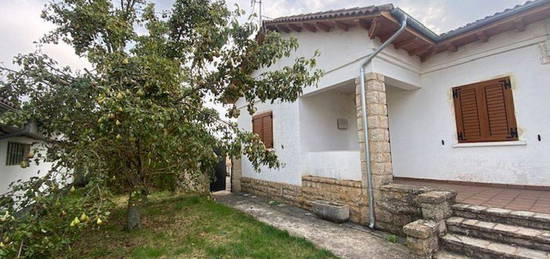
[386,234,399,243]
[268,200,280,206]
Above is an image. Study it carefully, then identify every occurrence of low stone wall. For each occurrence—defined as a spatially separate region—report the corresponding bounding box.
[240,175,367,223]
[240,177,301,206]
[376,184,431,235]
[302,175,367,223]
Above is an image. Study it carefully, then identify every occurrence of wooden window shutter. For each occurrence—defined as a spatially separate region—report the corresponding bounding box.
[252,116,262,136]
[483,79,518,141]
[262,113,273,148]
[452,77,518,143]
[453,86,483,142]
[252,112,273,148]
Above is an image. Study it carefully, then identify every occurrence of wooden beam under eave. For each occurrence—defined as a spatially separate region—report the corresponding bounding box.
[353,18,371,31]
[514,17,526,32]
[476,31,489,42]
[417,46,435,56]
[334,21,352,31]
[379,11,436,47]
[408,44,432,57]
[303,23,318,32]
[437,5,550,51]
[368,18,379,39]
[394,36,418,49]
[315,22,333,32]
[288,24,302,32]
[419,47,436,62]
[446,42,458,52]
[276,24,290,33]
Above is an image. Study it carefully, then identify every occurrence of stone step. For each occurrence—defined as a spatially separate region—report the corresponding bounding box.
[434,250,471,259]
[447,216,550,252]
[441,233,550,259]
[452,203,550,231]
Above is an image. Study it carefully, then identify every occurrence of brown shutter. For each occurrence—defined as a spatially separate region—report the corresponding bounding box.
[252,116,262,136]
[262,113,273,148]
[453,86,483,142]
[452,77,518,143]
[480,79,518,141]
[251,111,273,148]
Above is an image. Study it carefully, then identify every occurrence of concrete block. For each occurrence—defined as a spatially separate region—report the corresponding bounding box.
[312,200,350,223]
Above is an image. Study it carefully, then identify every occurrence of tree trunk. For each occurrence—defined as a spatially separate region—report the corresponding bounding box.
[126,191,143,231]
[127,202,140,231]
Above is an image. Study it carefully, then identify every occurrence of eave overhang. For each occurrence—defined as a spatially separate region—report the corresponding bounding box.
[261,0,550,62]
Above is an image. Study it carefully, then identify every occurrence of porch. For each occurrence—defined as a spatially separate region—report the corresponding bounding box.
[300,81,362,181]
[395,178,550,214]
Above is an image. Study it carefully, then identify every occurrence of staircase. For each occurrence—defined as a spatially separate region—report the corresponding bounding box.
[439,203,550,258]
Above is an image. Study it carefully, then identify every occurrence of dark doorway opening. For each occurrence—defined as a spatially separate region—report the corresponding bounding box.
[210,150,227,192]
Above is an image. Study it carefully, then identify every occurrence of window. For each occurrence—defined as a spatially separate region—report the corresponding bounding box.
[252,112,273,148]
[6,142,31,166]
[452,77,518,143]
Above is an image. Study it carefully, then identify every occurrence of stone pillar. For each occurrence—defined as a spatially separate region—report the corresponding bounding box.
[403,191,457,258]
[231,158,242,192]
[355,72,393,196]
[416,191,457,236]
[403,220,440,258]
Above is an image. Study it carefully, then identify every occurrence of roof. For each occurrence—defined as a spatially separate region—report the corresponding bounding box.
[0,123,42,141]
[265,4,393,24]
[0,97,17,111]
[440,0,550,40]
[262,0,550,60]
[0,97,40,141]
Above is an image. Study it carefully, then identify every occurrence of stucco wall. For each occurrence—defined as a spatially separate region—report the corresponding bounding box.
[238,87,362,184]
[304,151,361,180]
[252,27,378,93]
[300,89,358,152]
[238,100,304,185]
[239,18,550,187]
[388,19,550,186]
[0,137,53,194]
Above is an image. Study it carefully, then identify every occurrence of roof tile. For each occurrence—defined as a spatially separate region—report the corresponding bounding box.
[0,97,17,110]
[265,4,393,24]
[264,0,550,42]
[440,0,549,39]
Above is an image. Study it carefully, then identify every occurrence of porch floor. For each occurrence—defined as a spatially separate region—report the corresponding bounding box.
[394,178,550,214]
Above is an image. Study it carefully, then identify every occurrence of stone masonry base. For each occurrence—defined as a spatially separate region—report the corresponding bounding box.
[241,176,368,223]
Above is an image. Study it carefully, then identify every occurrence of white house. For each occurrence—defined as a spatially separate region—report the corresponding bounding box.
[0,98,53,194]
[233,1,550,193]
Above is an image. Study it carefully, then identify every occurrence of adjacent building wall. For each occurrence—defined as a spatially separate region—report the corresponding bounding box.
[0,137,53,194]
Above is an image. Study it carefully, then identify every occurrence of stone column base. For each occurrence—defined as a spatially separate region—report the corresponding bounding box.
[231,158,242,192]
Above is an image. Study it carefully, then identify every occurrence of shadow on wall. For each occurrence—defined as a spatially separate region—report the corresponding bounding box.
[299,83,359,152]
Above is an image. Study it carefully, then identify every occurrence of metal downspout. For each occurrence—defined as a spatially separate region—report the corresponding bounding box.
[360,11,408,229]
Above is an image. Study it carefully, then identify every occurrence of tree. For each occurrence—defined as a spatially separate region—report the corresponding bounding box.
[0,0,321,257]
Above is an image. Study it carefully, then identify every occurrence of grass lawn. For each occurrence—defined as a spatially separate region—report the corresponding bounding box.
[64,193,336,258]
